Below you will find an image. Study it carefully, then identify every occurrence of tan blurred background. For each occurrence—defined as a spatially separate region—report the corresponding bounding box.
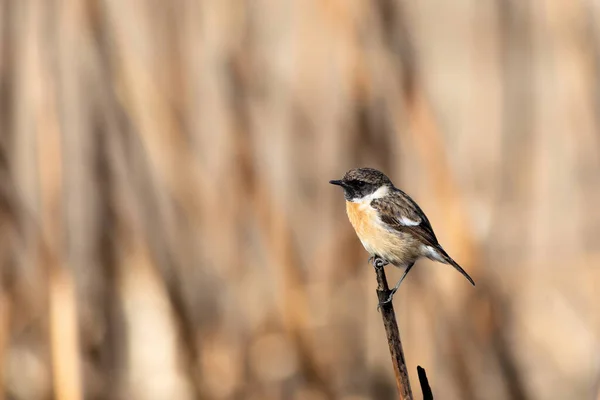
[1,1,600,399]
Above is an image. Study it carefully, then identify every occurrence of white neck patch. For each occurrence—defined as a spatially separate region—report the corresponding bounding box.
[352,185,390,205]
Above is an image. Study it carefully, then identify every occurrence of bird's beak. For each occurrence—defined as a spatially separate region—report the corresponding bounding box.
[329,179,345,187]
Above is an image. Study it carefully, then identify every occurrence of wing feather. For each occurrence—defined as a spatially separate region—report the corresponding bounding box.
[371,189,476,286]
[371,188,439,247]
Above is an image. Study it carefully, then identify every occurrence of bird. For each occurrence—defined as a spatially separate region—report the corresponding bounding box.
[330,167,474,304]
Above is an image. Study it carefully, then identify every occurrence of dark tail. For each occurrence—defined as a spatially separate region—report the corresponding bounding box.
[437,246,475,286]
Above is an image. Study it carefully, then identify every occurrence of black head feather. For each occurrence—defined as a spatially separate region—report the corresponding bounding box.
[330,168,393,201]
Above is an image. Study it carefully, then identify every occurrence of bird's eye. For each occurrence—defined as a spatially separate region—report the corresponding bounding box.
[357,181,366,187]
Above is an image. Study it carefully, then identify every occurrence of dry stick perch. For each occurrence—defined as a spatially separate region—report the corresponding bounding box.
[373,257,413,399]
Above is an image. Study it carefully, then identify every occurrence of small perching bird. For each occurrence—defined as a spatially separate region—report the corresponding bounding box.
[330,167,474,304]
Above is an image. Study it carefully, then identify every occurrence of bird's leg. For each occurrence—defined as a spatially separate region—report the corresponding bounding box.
[379,262,415,307]
[369,255,389,269]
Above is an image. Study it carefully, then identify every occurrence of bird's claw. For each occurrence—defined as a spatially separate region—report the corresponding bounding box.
[369,256,389,269]
[376,288,397,312]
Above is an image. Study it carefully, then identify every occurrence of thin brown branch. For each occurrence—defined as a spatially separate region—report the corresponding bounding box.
[374,260,413,400]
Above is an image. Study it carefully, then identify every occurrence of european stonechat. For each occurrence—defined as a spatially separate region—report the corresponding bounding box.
[330,167,474,304]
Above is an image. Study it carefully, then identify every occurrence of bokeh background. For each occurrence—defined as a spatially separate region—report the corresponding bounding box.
[1,1,600,399]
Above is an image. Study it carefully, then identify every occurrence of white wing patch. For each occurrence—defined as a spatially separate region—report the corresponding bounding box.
[399,216,420,226]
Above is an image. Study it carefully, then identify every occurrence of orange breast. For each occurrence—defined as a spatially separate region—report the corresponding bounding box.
[345,201,377,240]
[346,200,387,259]
[345,200,421,266]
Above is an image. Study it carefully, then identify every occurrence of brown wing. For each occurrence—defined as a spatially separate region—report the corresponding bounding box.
[371,189,439,248]
[372,189,476,286]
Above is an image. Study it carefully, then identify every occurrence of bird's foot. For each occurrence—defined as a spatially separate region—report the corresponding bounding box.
[369,255,389,269]
[376,288,398,312]
[376,261,414,311]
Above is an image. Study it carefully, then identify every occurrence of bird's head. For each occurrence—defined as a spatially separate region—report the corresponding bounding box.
[330,167,393,202]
